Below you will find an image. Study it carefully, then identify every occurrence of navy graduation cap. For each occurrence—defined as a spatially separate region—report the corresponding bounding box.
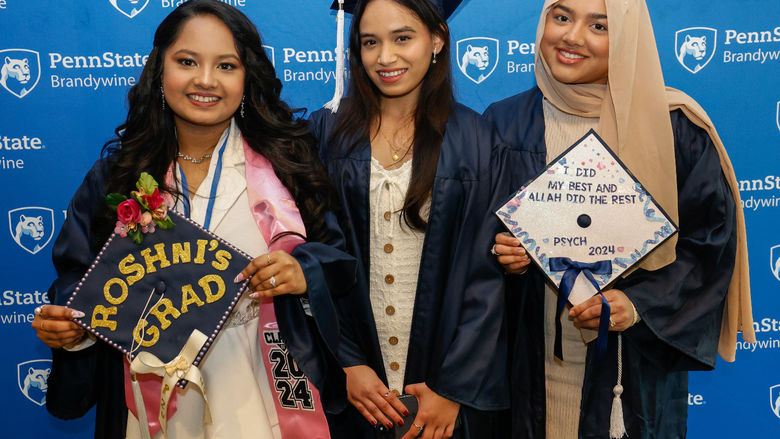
[329,0,465,18]
[66,209,252,367]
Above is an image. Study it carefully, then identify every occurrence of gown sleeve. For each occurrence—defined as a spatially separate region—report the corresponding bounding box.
[614,110,738,371]
[424,113,511,410]
[45,160,127,432]
[306,108,372,369]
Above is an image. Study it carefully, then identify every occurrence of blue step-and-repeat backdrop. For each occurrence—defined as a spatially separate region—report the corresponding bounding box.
[1,1,778,437]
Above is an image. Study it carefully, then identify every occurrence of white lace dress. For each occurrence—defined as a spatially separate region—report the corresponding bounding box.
[368,157,427,394]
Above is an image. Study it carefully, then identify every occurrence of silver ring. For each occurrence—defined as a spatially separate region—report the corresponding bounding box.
[609,317,616,328]
[34,306,42,316]
[383,392,390,397]
[269,276,277,288]
[414,423,424,431]
[490,244,499,256]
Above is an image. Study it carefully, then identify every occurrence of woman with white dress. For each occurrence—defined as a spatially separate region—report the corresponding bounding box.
[31,1,353,438]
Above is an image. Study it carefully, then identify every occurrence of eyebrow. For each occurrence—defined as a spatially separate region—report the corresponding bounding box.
[553,4,608,20]
[171,49,241,61]
[360,26,417,38]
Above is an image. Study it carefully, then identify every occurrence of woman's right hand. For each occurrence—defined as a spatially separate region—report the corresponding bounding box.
[32,305,86,349]
[493,232,531,274]
[344,365,409,430]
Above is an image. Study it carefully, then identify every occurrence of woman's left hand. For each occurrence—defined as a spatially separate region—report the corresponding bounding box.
[569,288,635,331]
[237,250,307,299]
[401,383,460,439]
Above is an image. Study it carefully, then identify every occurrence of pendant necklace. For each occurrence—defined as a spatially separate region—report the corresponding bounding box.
[379,128,413,162]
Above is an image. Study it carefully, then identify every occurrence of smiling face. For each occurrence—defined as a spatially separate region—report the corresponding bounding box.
[540,0,609,85]
[162,14,245,134]
[358,0,442,103]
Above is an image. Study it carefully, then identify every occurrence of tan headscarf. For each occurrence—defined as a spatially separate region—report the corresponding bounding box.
[534,0,754,360]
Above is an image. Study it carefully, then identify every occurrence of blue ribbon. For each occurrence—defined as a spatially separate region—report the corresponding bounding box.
[548,257,612,360]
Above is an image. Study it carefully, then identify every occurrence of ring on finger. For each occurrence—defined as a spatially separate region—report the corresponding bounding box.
[269,275,277,288]
[414,423,424,431]
[490,244,499,256]
[383,391,390,397]
[609,317,616,328]
[266,254,272,265]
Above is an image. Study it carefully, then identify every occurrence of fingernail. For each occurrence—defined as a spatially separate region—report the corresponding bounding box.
[386,422,393,429]
[514,239,520,245]
[397,419,404,426]
[71,310,85,319]
[234,273,245,283]
[249,292,259,299]
[371,419,378,426]
[403,410,410,416]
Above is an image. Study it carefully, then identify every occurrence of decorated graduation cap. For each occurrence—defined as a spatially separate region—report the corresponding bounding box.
[324,0,466,112]
[67,207,251,366]
[496,129,678,360]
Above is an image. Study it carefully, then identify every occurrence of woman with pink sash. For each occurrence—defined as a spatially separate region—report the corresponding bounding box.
[31,1,354,438]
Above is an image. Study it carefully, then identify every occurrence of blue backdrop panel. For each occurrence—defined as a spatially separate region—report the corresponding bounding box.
[0,1,778,437]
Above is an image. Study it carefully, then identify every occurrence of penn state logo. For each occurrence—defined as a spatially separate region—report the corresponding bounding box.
[263,45,276,67]
[8,207,55,255]
[776,101,780,132]
[456,37,499,84]
[770,244,780,282]
[675,28,717,74]
[109,0,150,18]
[17,359,52,407]
[771,385,780,419]
[0,49,41,99]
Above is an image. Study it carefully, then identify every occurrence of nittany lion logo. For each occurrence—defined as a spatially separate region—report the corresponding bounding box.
[263,45,276,67]
[771,385,780,419]
[0,49,41,99]
[18,360,52,407]
[456,37,499,84]
[770,245,780,282]
[8,207,55,255]
[109,0,150,18]
[776,101,780,133]
[675,28,717,74]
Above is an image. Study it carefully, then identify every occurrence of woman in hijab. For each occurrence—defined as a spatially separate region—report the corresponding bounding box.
[483,0,754,437]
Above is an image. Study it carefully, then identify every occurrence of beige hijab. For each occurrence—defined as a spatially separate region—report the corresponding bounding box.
[534,0,754,360]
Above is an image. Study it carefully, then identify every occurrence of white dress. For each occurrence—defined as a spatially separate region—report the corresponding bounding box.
[368,157,427,394]
[125,122,279,439]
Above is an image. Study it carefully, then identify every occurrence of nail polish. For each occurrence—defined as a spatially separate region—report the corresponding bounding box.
[71,310,86,319]
[397,419,404,426]
[249,292,259,299]
[234,273,245,283]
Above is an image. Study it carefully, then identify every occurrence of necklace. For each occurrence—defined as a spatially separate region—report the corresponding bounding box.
[379,128,413,162]
[177,151,213,164]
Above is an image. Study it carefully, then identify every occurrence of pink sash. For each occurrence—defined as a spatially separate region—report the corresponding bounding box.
[246,140,331,439]
[123,138,331,438]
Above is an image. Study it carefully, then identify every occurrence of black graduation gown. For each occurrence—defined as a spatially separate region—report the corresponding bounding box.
[483,87,738,439]
[44,157,356,438]
[309,103,510,439]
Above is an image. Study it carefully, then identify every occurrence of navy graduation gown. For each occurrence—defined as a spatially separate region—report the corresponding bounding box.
[310,103,510,438]
[45,157,355,438]
[483,87,737,439]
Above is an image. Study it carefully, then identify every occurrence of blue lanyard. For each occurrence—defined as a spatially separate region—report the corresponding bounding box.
[178,132,229,230]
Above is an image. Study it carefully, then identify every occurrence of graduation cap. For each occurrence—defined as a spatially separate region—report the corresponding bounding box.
[324,0,466,112]
[329,0,464,17]
[496,129,678,360]
[66,209,252,371]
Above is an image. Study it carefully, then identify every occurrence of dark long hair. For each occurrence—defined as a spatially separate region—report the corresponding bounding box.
[330,0,454,231]
[96,0,336,247]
